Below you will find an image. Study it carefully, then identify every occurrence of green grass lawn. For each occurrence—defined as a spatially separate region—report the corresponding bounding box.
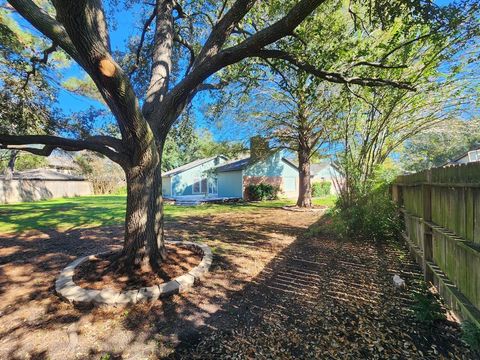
[0,195,336,234]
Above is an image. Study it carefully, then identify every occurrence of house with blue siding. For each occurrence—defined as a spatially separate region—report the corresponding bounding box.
[161,155,227,198]
[161,137,301,200]
[215,150,299,199]
[310,162,340,194]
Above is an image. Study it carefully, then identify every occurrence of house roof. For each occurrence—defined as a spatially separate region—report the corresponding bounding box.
[215,155,298,173]
[214,157,250,172]
[162,155,227,177]
[0,169,86,181]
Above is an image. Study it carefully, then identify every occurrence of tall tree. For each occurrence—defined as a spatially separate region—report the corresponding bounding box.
[0,0,474,272]
[335,69,475,207]
[237,71,341,208]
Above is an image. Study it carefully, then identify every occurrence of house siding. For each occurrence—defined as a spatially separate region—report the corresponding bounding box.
[312,165,340,195]
[161,176,171,197]
[170,157,226,196]
[217,170,243,198]
[243,152,299,199]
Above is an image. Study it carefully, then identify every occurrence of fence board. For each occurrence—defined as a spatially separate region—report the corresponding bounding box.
[394,162,480,322]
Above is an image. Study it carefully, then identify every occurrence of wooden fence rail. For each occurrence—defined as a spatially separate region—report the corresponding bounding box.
[393,162,480,326]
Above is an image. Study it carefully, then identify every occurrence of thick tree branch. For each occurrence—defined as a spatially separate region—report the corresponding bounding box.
[0,134,128,165]
[161,0,327,133]
[254,49,416,91]
[216,0,327,62]
[143,0,174,122]
[52,1,153,154]
[193,0,257,67]
[174,33,195,76]
[129,5,157,76]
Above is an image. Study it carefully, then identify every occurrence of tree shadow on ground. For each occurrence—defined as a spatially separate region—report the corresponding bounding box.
[0,207,317,359]
[0,208,473,359]
[167,217,473,359]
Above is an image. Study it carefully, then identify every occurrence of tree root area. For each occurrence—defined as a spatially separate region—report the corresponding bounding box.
[73,244,201,292]
[282,205,328,212]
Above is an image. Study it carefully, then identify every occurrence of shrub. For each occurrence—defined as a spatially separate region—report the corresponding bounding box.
[462,321,480,351]
[246,183,279,201]
[111,186,127,195]
[312,181,331,197]
[332,184,401,243]
[411,287,446,328]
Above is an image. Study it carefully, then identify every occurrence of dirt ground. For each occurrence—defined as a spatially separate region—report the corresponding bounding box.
[0,208,475,359]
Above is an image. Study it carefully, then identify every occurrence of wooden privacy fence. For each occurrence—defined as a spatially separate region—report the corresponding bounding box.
[393,163,480,326]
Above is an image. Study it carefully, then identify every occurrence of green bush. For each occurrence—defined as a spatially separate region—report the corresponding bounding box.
[111,185,127,195]
[333,185,400,242]
[312,181,331,197]
[462,321,480,351]
[411,287,446,328]
[246,183,279,201]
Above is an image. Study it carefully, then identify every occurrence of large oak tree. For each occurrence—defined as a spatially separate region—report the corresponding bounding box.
[0,0,471,272]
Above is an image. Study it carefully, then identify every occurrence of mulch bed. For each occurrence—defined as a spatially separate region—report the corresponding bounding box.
[73,244,201,292]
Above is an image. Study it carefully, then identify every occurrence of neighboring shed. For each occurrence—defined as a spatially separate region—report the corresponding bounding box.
[0,169,93,204]
[162,155,228,198]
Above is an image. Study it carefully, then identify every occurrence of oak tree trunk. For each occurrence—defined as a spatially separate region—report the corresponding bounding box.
[120,145,166,272]
[296,147,312,208]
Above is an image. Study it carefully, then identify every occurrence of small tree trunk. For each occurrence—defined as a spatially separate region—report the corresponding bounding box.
[296,147,312,208]
[120,149,166,272]
[4,150,18,180]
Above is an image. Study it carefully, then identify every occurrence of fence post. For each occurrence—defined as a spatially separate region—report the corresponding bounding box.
[422,170,433,283]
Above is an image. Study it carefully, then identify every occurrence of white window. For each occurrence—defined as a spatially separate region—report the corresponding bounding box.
[193,178,201,193]
[208,178,218,194]
[193,177,208,193]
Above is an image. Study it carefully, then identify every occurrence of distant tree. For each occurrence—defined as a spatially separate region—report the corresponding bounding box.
[335,69,474,207]
[0,152,47,172]
[0,7,64,174]
[400,119,480,171]
[75,151,126,194]
[239,71,340,208]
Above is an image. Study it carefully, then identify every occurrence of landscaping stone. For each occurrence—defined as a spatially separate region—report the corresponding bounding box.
[55,241,213,305]
[137,286,161,302]
[175,273,195,292]
[116,290,139,304]
[94,288,121,305]
[158,280,180,297]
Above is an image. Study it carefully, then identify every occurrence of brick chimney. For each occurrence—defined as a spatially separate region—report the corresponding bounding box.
[250,136,269,161]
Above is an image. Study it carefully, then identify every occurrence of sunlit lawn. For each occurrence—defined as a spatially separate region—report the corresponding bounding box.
[0,195,336,234]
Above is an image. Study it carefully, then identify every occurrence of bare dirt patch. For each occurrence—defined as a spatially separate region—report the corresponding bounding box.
[73,245,201,292]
